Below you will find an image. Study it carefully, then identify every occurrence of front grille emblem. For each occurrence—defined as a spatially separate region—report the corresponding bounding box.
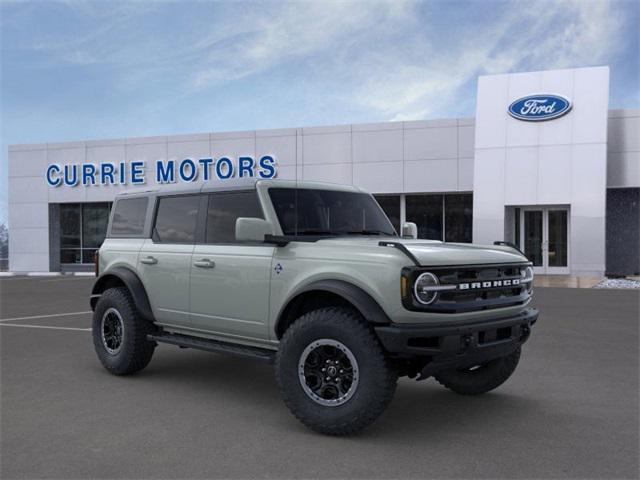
[458,278,521,290]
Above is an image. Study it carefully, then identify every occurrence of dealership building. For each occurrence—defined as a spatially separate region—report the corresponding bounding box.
[7,66,640,276]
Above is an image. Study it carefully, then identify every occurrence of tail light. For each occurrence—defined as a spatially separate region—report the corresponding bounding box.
[93,250,99,277]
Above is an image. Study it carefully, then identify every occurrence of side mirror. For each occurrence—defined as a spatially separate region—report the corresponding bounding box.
[235,217,272,243]
[402,222,418,239]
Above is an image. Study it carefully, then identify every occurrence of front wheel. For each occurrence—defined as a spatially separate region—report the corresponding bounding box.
[92,287,156,375]
[276,307,397,435]
[434,348,521,395]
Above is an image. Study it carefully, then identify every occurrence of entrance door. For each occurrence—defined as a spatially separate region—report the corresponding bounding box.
[518,207,569,274]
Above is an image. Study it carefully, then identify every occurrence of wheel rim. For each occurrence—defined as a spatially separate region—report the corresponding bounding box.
[101,307,124,355]
[298,339,359,407]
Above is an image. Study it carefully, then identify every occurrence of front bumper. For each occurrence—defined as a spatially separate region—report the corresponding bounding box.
[374,308,538,379]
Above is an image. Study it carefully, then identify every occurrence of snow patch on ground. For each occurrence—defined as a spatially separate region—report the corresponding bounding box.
[593,278,640,289]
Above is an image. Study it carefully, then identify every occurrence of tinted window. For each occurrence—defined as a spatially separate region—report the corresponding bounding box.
[111,197,148,236]
[154,195,200,243]
[206,191,263,243]
[269,188,396,237]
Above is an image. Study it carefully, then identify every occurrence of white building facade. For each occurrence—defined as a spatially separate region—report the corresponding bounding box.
[7,66,640,275]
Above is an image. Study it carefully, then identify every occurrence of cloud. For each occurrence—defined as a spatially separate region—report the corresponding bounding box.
[188,1,414,90]
[2,0,632,122]
[349,0,626,120]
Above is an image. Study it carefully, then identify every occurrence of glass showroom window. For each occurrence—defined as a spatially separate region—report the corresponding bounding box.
[406,194,472,243]
[406,194,444,240]
[60,203,111,264]
[444,194,473,243]
[374,195,401,234]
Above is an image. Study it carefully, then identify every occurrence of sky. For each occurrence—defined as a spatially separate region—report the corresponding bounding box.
[1,0,638,226]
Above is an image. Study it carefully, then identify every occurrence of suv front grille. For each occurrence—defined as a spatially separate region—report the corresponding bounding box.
[403,263,532,313]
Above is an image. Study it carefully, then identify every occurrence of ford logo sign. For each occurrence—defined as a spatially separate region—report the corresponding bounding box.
[508,94,572,121]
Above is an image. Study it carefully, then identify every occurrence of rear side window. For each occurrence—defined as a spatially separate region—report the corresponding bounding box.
[110,197,148,236]
[154,195,200,244]
[206,191,263,243]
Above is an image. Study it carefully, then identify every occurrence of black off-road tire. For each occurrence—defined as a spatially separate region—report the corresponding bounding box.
[92,287,156,375]
[434,347,521,395]
[276,307,397,436]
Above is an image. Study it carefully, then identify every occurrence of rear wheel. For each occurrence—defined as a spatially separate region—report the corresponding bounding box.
[276,307,397,435]
[92,287,156,375]
[434,348,521,395]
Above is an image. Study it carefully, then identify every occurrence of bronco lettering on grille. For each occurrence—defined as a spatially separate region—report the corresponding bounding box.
[458,278,521,290]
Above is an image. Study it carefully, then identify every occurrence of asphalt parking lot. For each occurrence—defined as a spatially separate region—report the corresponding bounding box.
[1,276,638,479]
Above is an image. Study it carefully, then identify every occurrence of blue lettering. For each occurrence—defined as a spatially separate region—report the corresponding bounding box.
[238,156,255,178]
[215,157,234,180]
[258,155,276,179]
[179,159,197,182]
[130,161,145,184]
[198,158,213,181]
[46,164,61,187]
[119,161,126,184]
[100,163,116,185]
[82,164,97,186]
[100,163,115,185]
[157,160,175,183]
[64,164,78,186]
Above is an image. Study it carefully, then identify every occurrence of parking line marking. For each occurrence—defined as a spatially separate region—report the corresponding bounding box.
[0,323,91,332]
[0,311,92,323]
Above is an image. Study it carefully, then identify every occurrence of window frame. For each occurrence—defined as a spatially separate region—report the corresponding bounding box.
[151,193,205,245]
[60,202,112,265]
[202,189,266,246]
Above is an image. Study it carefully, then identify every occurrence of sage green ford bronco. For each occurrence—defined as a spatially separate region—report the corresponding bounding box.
[91,179,537,435]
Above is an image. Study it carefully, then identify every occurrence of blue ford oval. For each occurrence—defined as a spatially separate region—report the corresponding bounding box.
[508,94,572,121]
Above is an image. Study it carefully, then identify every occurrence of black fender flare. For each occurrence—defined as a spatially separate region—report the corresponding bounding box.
[276,279,391,337]
[90,266,154,322]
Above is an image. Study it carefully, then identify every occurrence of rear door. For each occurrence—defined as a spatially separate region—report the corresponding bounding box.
[138,194,201,328]
[189,190,274,341]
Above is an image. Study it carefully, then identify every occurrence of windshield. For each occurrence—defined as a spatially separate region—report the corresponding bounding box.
[268,188,397,237]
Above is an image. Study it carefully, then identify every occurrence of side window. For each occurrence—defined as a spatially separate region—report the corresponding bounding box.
[110,197,148,236]
[153,195,200,244]
[206,191,263,243]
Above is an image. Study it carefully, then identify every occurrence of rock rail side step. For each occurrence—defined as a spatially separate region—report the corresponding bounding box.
[147,332,276,363]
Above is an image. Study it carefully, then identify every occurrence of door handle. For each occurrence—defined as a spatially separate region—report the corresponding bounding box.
[140,256,158,265]
[193,259,215,269]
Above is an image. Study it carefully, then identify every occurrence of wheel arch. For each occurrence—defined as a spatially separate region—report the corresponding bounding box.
[274,280,391,339]
[90,266,154,322]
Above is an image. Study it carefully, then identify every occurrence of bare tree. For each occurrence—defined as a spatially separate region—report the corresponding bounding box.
[0,222,8,259]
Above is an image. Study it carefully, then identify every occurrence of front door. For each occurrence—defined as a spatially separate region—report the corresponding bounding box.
[518,207,569,274]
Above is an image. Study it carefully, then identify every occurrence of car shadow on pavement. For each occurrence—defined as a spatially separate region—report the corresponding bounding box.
[105,346,544,439]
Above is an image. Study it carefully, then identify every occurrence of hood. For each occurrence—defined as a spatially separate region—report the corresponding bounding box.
[399,239,526,266]
[316,237,527,266]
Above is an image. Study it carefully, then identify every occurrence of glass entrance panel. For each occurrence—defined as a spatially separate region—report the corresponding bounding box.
[523,210,543,266]
[547,210,568,267]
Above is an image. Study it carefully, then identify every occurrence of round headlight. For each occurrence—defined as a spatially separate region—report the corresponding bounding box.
[414,272,440,305]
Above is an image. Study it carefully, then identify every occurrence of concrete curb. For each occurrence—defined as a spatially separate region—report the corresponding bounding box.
[0,272,94,277]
